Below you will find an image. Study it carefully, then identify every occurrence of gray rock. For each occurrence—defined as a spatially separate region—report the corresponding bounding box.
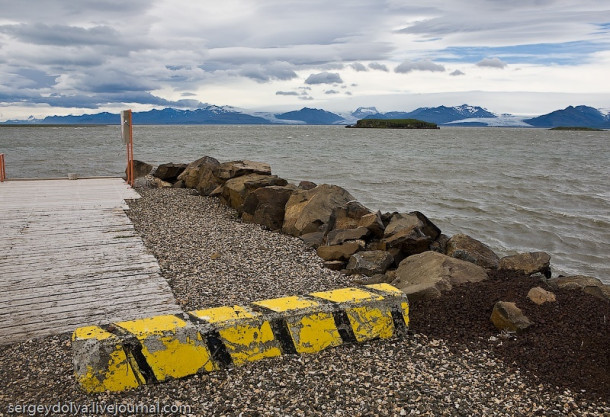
[446,233,500,269]
[499,252,551,278]
[391,251,488,301]
[346,250,394,276]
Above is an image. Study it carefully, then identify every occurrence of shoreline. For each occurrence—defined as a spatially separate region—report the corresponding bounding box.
[2,187,607,416]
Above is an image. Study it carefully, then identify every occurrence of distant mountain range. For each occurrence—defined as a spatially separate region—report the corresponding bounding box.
[2,104,609,128]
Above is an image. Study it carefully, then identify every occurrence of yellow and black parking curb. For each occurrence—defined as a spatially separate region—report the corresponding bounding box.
[72,284,409,392]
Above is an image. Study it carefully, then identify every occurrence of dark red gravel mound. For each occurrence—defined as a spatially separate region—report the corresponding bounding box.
[409,270,610,401]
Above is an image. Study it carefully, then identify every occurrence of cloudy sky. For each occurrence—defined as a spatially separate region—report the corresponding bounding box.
[1,0,609,120]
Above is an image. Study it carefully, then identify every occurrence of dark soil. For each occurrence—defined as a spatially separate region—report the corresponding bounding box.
[409,269,610,401]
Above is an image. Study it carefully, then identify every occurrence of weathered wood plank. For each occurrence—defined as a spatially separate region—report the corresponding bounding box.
[0,178,181,345]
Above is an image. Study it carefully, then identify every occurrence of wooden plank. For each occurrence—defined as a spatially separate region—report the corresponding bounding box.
[0,178,180,345]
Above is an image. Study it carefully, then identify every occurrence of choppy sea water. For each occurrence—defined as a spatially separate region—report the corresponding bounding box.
[1,125,608,283]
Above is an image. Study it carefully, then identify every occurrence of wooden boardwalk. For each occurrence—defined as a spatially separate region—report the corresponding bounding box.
[0,178,181,345]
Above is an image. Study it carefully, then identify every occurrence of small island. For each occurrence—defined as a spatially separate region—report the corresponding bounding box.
[346,118,439,129]
[549,126,605,131]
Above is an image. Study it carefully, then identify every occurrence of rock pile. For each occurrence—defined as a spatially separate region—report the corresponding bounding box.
[134,157,610,311]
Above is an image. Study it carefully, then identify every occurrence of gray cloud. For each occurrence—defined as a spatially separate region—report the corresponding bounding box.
[0,23,124,47]
[325,90,340,94]
[350,62,368,72]
[276,91,299,96]
[450,69,465,76]
[305,72,343,85]
[368,62,389,72]
[476,57,508,68]
[395,59,446,73]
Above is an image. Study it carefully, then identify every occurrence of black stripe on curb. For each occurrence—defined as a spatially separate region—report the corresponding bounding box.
[102,324,157,384]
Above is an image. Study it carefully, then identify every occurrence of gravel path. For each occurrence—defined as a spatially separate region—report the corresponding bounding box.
[1,188,608,416]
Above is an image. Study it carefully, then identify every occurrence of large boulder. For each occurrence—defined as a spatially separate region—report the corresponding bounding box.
[381,212,441,258]
[548,275,610,301]
[446,233,500,269]
[216,174,287,211]
[178,156,220,189]
[346,250,394,276]
[129,160,153,179]
[213,160,271,181]
[153,163,187,183]
[490,301,533,332]
[391,251,488,301]
[499,252,551,277]
[241,185,296,231]
[282,184,355,236]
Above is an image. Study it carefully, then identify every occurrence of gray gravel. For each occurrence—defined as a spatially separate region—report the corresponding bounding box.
[1,187,608,416]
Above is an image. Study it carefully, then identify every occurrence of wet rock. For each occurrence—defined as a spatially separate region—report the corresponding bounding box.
[346,250,394,276]
[282,184,355,236]
[178,156,220,189]
[153,163,187,183]
[527,287,556,305]
[391,251,488,301]
[491,301,533,332]
[446,233,500,269]
[316,242,361,261]
[499,252,551,277]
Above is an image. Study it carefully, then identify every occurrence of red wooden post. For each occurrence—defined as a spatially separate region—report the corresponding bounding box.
[0,153,6,182]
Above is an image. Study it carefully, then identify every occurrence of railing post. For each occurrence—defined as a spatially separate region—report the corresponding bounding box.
[120,110,134,187]
[0,153,6,182]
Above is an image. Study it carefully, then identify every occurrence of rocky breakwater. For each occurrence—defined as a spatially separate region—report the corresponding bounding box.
[134,156,609,327]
